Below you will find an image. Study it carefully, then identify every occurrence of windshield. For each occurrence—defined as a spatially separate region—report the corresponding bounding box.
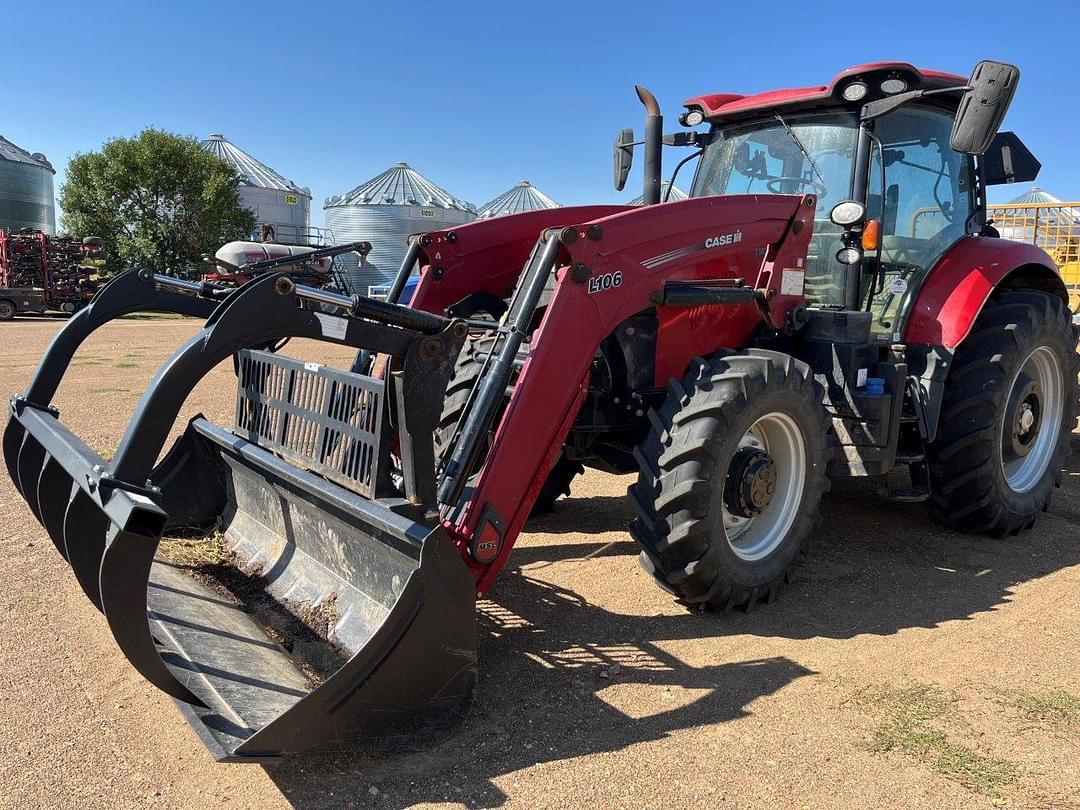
[693,110,857,204]
[692,111,860,305]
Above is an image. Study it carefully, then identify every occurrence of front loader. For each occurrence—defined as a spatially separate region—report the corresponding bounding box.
[6,59,1077,760]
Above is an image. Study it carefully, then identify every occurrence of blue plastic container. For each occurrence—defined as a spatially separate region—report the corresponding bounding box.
[865,377,886,396]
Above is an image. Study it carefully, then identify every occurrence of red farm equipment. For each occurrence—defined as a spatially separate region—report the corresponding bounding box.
[5,60,1077,760]
[0,230,102,320]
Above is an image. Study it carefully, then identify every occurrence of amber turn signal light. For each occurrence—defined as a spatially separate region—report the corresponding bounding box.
[862,219,881,251]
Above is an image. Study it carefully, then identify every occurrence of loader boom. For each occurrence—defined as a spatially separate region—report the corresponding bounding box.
[436,194,816,591]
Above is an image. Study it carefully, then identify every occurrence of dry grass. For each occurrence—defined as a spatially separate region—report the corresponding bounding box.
[862,684,1017,795]
[1009,689,1080,725]
[158,532,228,568]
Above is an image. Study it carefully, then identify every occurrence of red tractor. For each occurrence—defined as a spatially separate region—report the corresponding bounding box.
[6,60,1077,760]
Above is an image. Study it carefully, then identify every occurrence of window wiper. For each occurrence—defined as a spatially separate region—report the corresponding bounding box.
[773,113,827,191]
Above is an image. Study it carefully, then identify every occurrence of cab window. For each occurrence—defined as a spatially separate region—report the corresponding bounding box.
[866,106,975,337]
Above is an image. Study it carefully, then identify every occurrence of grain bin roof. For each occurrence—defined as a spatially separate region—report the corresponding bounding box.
[325,162,475,211]
[630,182,687,206]
[1004,187,1080,223]
[200,134,309,197]
[0,135,54,172]
[1008,187,1069,206]
[477,181,559,219]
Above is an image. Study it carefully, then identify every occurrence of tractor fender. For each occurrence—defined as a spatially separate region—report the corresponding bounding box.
[903,236,1064,350]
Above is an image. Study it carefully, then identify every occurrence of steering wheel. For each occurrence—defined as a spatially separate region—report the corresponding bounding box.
[766,176,828,197]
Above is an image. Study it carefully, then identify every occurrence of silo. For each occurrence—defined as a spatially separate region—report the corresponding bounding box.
[0,135,56,234]
[200,134,312,244]
[630,182,687,205]
[324,162,476,294]
[477,180,559,219]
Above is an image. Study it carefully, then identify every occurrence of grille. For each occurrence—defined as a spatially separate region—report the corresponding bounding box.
[234,350,384,497]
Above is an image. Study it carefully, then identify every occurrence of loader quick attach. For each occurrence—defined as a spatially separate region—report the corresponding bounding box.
[6,59,1079,761]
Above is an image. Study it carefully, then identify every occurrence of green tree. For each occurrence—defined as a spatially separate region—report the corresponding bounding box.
[60,129,256,278]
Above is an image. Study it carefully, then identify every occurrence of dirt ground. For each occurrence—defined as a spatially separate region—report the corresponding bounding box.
[1,315,1079,810]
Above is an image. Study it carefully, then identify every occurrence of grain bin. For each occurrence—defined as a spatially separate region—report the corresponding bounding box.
[324,162,476,294]
[200,134,313,245]
[630,182,687,205]
[0,135,56,234]
[477,180,559,219]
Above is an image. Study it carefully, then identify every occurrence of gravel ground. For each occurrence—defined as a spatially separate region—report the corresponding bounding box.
[1,316,1079,810]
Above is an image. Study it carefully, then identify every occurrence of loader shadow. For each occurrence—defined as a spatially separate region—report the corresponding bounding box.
[265,444,1080,808]
[266,574,814,809]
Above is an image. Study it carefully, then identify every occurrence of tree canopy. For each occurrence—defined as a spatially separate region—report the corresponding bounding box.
[60,129,256,277]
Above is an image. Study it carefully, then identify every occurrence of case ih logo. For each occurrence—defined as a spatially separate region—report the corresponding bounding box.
[704,230,743,249]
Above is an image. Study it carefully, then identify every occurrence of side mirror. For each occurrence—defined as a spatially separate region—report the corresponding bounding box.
[980,131,1041,185]
[950,61,1020,155]
[613,128,635,191]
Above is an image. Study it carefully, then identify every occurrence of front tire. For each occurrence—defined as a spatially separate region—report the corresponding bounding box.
[629,350,830,610]
[927,289,1079,535]
[0,299,15,321]
[437,336,583,516]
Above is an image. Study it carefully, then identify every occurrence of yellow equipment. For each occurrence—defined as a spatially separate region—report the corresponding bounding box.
[988,200,1080,312]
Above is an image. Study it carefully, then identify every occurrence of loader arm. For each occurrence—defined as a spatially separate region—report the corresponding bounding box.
[445,194,817,593]
[407,205,631,316]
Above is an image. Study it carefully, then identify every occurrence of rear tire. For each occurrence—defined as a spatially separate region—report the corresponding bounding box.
[0,299,15,321]
[926,289,1079,535]
[437,336,582,516]
[629,350,830,610]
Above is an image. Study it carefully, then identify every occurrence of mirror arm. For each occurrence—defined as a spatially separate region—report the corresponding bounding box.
[662,132,704,147]
[861,84,970,122]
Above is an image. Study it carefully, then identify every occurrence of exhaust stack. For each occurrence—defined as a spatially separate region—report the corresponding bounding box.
[635,85,663,206]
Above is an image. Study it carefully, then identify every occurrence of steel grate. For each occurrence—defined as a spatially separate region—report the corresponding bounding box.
[233,349,384,497]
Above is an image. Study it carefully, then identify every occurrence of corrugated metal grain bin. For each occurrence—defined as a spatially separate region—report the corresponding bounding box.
[477,180,559,219]
[324,163,475,294]
[201,134,313,245]
[0,135,56,234]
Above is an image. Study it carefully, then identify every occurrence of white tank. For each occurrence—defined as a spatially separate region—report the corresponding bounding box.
[214,241,333,273]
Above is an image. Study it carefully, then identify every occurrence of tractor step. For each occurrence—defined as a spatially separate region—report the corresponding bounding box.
[877,486,930,504]
[895,450,926,464]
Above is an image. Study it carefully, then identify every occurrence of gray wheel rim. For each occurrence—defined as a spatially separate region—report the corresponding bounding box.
[1001,345,1064,494]
[722,412,807,562]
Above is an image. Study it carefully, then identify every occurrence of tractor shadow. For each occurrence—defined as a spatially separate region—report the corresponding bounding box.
[265,438,1080,807]
[266,574,814,808]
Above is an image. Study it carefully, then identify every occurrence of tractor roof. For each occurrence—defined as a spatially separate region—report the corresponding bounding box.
[684,62,967,122]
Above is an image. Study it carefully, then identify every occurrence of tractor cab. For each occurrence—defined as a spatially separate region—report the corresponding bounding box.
[683,64,985,341]
[669,63,1038,341]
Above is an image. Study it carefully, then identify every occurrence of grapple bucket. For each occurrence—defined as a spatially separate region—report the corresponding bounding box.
[4,269,476,761]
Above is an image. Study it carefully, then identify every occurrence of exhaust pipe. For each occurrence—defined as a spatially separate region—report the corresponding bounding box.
[635,85,663,206]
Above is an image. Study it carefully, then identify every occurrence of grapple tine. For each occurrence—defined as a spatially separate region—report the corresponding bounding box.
[63,489,109,611]
[99,524,207,708]
[2,416,25,495]
[36,455,74,560]
[16,433,47,521]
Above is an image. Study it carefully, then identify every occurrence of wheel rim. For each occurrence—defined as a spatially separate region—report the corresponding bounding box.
[0,302,13,319]
[722,412,807,562]
[1001,345,1064,494]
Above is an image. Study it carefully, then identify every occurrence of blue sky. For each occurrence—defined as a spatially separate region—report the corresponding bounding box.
[7,0,1078,228]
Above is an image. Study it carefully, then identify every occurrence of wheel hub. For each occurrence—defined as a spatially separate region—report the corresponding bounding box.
[1000,345,1065,494]
[724,446,777,518]
[1005,371,1042,459]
